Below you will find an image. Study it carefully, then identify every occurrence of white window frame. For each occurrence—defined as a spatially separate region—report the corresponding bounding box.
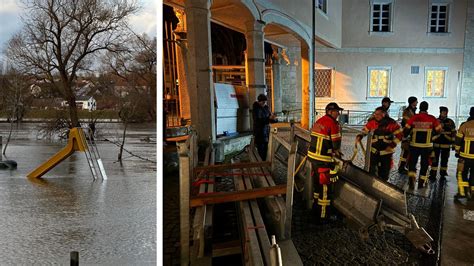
[424,67,448,98]
[315,67,334,99]
[428,1,450,34]
[367,66,391,99]
[369,0,394,34]
[317,0,328,14]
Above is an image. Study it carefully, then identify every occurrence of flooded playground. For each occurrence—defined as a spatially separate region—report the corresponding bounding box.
[0,123,156,264]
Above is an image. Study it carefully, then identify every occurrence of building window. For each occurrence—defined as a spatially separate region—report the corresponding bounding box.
[317,0,327,14]
[371,3,391,32]
[425,67,447,97]
[315,68,332,98]
[368,67,390,97]
[429,4,449,33]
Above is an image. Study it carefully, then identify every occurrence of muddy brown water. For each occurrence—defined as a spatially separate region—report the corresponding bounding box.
[0,123,156,264]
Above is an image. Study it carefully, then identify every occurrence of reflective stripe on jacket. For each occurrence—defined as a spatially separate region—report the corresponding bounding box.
[362,117,403,155]
[307,115,341,163]
[405,112,442,148]
[455,119,474,159]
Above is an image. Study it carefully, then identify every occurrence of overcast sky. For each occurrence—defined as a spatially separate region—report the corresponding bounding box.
[0,0,157,53]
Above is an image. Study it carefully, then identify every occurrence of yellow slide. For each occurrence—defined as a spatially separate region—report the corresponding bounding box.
[27,128,88,178]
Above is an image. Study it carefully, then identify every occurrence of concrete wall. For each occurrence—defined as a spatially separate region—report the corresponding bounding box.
[281,46,303,114]
[460,1,474,119]
[315,50,463,118]
[342,0,466,48]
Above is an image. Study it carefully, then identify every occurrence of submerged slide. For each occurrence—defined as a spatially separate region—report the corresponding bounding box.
[27,128,87,178]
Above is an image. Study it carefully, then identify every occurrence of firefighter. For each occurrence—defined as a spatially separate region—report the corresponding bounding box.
[398,96,418,174]
[404,101,442,189]
[429,106,456,181]
[454,107,474,200]
[307,102,343,221]
[356,107,403,181]
[367,97,394,121]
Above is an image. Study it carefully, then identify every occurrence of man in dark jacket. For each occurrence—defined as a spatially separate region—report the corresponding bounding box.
[454,107,474,200]
[404,101,442,189]
[398,96,418,174]
[252,94,278,160]
[430,106,456,180]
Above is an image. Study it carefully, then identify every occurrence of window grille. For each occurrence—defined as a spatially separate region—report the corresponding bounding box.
[315,69,332,98]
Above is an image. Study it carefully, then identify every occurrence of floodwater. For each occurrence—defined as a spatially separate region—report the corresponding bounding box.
[0,123,156,264]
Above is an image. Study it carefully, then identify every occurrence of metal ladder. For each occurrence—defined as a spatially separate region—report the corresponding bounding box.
[80,127,108,181]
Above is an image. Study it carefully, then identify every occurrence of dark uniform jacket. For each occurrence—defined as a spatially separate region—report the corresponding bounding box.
[401,107,416,128]
[433,117,456,149]
[252,102,277,143]
[307,115,341,163]
[455,119,474,159]
[404,112,442,148]
[361,117,403,155]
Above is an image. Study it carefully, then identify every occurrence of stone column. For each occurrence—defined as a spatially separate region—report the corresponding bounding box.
[245,20,267,104]
[301,44,314,129]
[271,45,282,114]
[461,2,474,122]
[185,0,216,142]
[174,9,191,121]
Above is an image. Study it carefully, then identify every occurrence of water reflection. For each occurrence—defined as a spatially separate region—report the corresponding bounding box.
[0,123,156,264]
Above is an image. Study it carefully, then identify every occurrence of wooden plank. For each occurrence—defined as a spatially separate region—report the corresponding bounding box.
[285,137,298,239]
[203,147,215,257]
[248,148,287,240]
[178,139,191,266]
[194,161,272,175]
[232,162,264,266]
[212,240,242,257]
[167,135,189,142]
[267,130,275,164]
[242,167,271,266]
[273,134,291,151]
[190,185,287,207]
[190,145,212,265]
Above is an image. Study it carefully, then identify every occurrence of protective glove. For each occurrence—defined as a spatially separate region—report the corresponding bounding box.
[329,164,340,183]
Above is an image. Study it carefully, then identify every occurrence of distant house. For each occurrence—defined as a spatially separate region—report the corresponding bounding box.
[61,96,97,111]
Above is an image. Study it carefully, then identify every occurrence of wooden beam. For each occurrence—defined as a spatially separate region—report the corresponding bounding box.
[190,185,287,207]
[193,161,272,174]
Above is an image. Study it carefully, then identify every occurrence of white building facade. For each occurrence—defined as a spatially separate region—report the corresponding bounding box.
[164,0,474,141]
[315,0,468,123]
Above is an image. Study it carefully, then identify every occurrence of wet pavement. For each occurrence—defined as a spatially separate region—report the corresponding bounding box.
[276,130,445,265]
[0,123,156,264]
[163,128,474,265]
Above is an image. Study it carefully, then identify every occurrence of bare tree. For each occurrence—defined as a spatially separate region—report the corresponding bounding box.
[5,0,138,127]
[0,69,32,155]
[104,33,157,121]
[116,92,140,162]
